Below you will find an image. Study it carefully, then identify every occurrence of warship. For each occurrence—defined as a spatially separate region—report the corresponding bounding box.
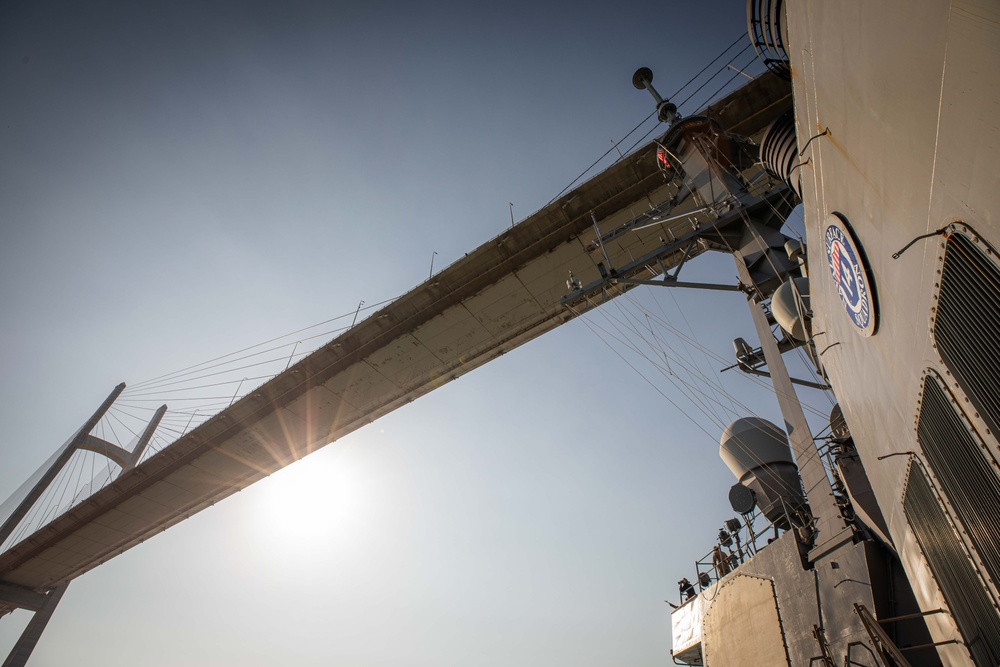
[653,0,1000,665]
[1,0,998,665]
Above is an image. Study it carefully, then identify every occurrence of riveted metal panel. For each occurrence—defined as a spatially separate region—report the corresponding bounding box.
[702,574,790,667]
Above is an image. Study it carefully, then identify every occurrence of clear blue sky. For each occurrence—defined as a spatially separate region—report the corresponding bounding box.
[0,2,828,665]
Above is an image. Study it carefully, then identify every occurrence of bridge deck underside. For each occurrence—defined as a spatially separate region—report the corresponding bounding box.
[0,73,790,610]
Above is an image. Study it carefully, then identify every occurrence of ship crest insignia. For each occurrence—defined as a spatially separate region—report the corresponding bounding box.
[825,213,878,336]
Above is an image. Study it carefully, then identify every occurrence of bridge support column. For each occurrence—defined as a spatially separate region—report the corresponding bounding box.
[2,583,68,667]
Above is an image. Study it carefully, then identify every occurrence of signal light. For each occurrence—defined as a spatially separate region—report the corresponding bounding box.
[656,146,672,171]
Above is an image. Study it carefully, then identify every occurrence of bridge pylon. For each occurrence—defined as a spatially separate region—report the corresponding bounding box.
[0,384,166,667]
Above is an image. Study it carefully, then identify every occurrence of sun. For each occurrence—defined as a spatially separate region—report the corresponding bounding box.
[243,445,375,565]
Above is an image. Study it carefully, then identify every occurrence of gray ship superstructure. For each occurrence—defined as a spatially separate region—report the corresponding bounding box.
[648,1,1000,665]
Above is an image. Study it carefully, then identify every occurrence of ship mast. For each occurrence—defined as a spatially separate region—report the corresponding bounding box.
[566,66,850,561]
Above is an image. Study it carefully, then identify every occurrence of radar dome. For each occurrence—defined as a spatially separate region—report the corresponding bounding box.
[719,417,807,528]
[719,417,794,480]
[771,277,810,341]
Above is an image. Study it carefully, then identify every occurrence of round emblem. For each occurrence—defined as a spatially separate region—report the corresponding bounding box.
[824,212,878,336]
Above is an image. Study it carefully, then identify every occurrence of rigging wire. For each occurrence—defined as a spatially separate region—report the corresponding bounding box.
[617,49,763,159]
[121,349,314,395]
[577,315,722,443]
[122,327,332,395]
[594,304,722,428]
[64,451,93,516]
[107,409,141,440]
[118,395,238,402]
[670,32,750,102]
[612,296,776,428]
[550,31,756,203]
[8,33,799,541]
[88,440,96,506]
[675,43,757,111]
[5,450,66,548]
[117,31,775,448]
[61,450,86,515]
[103,416,122,451]
[124,374,276,398]
[579,304,805,500]
[14,410,144,536]
[38,453,74,535]
[124,297,396,391]
[546,109,658,205]
[580,270,835,498]
[602,284,804,446]
[659,288,741,417]
[634,301,831,420]
[606,300,731,429]
[652,130,833,425]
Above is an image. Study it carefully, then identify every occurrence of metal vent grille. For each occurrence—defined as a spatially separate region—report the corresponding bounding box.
[920,376,1000,588]
[904,465,1000,666]
[934,231,1000,437]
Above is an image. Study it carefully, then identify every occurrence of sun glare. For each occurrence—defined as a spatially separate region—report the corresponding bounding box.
[246,447,375,563]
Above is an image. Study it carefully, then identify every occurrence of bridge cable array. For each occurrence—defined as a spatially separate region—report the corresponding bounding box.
[2,36,780,551]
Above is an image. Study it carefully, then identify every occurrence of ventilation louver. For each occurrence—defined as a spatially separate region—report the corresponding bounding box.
[918,376,1000,588]
[903,464,1000,666]
[933,230,1000,438]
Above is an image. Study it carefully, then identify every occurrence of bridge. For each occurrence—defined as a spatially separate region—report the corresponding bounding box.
[0,72,790,665]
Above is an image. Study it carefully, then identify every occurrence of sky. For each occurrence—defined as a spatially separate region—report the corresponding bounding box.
[0,2,828,665]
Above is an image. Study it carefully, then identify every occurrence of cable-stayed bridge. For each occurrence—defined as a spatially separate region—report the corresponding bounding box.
[0,73,790,665]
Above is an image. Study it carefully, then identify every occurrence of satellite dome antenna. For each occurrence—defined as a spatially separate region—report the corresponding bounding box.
[632,67,678,125]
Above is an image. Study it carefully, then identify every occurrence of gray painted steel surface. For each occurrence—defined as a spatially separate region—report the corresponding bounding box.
[786,0,1000,662]
[677,532,884,666]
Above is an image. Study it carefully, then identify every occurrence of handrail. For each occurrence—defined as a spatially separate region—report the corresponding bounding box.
[673,507,785,603]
